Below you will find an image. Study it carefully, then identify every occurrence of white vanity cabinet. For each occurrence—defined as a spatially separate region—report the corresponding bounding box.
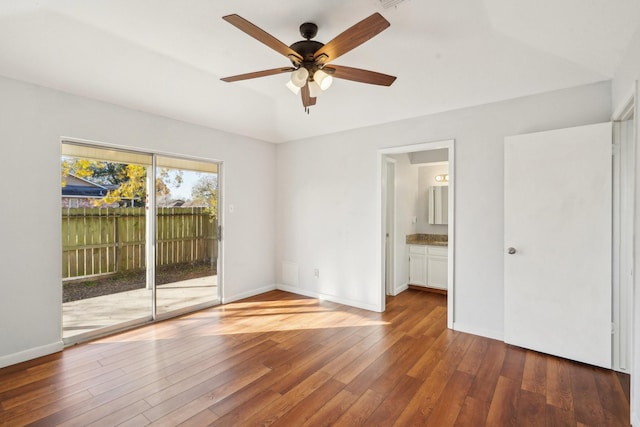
[408,245,427,286]
[408,244,448,290]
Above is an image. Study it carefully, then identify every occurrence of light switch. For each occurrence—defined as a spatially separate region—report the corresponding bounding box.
[229,204,235,213]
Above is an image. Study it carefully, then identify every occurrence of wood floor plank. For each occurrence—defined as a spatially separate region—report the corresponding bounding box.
[331,329,404,386]
[332,388,385,427]
[592,367,631,427]
[345,335,418,395]
[116,413,151,427]
[0,365,125,412]
[500,344,527,381]
[425,370,474,426]
[485,375,520,426]
[545,403,576,427]
[546,356,574,411]
[0,289,630,427]
[466,339,507,403]
[27,378,172,427]
[454,396,489,426]
[521,350,547,396]
[364,374,422,426]
[142,357,272,422]
[239,370,332,425]
[569,363,607,426]
[144,339,277,408]
[392,334,474,425]
[85,399,151,427]
[270,333,364,395]
[300,388,359,426]
[209,389,282,426]
[146,363,270,426]
[0,390,93,426]
[176,408,219,427]
[516,389,546,427]
[272,378,345,426]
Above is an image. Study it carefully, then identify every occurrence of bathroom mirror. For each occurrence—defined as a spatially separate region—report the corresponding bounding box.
[428,186,448,224]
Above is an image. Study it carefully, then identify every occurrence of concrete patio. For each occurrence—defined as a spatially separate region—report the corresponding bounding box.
[63,275,218,340]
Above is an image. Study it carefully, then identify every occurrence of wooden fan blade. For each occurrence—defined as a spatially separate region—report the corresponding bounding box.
[301,83,317,107]
[221,67,295,82]
[223,14,303,64]
[313,13,390,64]
[324,65,396,86]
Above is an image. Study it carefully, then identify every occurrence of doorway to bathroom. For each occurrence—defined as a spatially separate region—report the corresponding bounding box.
[379,139,454,328]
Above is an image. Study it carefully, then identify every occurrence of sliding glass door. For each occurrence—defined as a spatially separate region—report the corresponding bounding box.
[154,156,219,316]
[61,142,220,342]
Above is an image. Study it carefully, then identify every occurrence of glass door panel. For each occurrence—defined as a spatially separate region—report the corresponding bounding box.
[61,143,153,342]
[154,156,219,315]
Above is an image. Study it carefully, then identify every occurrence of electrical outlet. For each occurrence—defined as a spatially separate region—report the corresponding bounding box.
[313,268,319,279]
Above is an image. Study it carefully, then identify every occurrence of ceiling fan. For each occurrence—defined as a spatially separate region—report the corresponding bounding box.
[220,12,397,111]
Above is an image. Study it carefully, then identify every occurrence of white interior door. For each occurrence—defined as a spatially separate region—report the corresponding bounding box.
[504,122,612,369]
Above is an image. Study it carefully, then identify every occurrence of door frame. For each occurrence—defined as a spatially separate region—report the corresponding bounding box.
[612,94,635,373]
[383,157,396,296]
[61,137,224,343]
[152,154,223,322]
[378,139,455,329]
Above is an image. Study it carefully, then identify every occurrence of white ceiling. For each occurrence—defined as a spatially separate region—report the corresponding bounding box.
[0,0,639,143]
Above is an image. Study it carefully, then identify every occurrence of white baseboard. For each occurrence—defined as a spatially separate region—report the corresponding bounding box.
[0,341,64,369]
[221,284,276,304]
[453,321,503,342]
[393,283,408,296]
[276,284,381,312]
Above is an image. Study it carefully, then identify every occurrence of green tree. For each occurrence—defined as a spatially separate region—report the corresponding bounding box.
[191,174,218,220]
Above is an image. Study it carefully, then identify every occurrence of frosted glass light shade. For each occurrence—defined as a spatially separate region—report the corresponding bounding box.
[314,69,333,90]
[308,81,322,98]
[290,67,309,88]
[286,80,300,95]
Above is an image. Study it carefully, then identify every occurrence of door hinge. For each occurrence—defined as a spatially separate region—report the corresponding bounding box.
[217,225,222,241]
[611,322,616,335]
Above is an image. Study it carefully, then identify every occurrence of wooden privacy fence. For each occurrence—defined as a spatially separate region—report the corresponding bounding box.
[62,207,217,279]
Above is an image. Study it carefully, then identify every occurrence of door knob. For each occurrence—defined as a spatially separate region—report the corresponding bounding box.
[507,247,516,255]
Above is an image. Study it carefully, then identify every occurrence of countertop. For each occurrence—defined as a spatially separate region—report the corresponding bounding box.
[406,233,448,246]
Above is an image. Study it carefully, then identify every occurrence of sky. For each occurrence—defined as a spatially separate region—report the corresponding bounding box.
[168,170,206,200]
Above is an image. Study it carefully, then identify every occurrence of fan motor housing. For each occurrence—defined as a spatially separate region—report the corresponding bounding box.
[289,40,324,62]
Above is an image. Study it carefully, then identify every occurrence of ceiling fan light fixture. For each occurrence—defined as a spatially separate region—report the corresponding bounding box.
[285,80,301,95]
[314,69,333,90]
[290,67,309,88]
[308,80,322,98]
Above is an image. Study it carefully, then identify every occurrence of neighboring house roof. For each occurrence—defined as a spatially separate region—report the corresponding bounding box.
[62,174,113,198]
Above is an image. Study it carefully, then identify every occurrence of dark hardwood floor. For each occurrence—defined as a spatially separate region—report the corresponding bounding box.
[0,289,630,426]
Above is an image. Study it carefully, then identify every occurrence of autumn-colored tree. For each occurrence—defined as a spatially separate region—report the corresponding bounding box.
[61,159,182,207]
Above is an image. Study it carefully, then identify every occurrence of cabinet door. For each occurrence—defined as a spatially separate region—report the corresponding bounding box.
[427,255,448,289]
[409,250,426,286]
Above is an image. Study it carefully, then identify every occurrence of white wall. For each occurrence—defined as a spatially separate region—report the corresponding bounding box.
[276,81,611,337]
[613,27,640,112]
[0,76,277,368]
[416,163,449,235]
[410,149,448,164]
